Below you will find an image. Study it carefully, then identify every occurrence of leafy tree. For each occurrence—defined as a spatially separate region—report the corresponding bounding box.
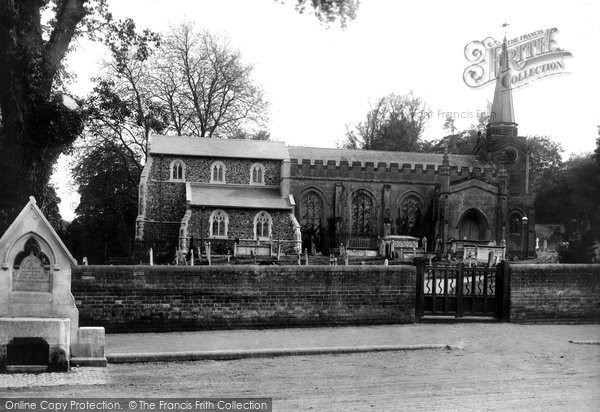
[422,131,481,155]
[288,0,359,27]
[65,141,140,264]
[342,92,429,152]
[443,116,457,134]
[536,152,600,262]
[0,0,112,233]
[526,135,564,192]
[73,18,155,262]
[422,106,489,154]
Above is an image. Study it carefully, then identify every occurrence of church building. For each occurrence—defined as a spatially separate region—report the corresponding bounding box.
[135,39,536,260]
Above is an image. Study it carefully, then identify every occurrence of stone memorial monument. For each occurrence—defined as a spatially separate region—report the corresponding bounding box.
[0,197,106,372]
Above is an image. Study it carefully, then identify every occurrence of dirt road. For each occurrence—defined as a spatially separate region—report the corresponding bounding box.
[2,324,599,411]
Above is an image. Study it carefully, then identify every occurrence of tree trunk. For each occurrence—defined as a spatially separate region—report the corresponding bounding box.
[0,130,53,229]
[0,0,87,232]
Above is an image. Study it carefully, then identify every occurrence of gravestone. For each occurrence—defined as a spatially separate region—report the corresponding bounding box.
[0,197,106,372]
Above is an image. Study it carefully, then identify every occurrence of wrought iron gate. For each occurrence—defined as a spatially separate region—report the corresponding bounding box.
[416,260,509,319]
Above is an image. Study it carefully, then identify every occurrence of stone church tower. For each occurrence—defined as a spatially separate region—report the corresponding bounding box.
[475,37,536,257]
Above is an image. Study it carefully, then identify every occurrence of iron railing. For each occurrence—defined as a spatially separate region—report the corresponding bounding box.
[416,261,508,318]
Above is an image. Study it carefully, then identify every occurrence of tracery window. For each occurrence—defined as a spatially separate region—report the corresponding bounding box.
[399,197,421,235]
[254,211,272,240]
[351,191,373,236]
[300,191,323,252]
[301,192,322,232]
[209,210,228,238]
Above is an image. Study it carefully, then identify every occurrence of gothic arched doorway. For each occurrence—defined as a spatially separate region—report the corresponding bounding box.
[458,208,488,241]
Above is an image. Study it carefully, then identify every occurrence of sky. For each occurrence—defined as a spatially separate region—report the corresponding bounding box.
[53,0,600,220]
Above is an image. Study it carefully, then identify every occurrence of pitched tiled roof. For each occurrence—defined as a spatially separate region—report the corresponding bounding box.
[149,135,489,170]
[288,146,488,170]
[187,183,292,210]
[149,135,289,160]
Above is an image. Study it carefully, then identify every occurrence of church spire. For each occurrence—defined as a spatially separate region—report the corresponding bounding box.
[489,36,516,128]
[486,34,519,140]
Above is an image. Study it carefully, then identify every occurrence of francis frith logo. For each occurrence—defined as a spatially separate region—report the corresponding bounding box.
[463,27,572,89]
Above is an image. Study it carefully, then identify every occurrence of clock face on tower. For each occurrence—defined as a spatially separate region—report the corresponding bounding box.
[504,148,518,164]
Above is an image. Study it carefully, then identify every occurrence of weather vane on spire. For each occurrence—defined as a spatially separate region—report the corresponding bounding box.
[502,22,510,40]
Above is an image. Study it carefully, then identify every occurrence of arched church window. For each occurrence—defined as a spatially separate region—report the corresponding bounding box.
[351,191,373,236]
[170,159,185,181]
[211,161,226,183]
[399,196,422,235]
[209,210,228,238]
[254,211,272,240]
[509,212,522,234]
[250,163,265,185]
[300,191,323,252]
[301,192,322,232]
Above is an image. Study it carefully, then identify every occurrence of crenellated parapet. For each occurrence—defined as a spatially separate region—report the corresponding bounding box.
[289,157,498,182]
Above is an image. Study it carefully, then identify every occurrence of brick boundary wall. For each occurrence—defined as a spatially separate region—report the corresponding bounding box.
[72,265,416,333]
[510,264,600,323]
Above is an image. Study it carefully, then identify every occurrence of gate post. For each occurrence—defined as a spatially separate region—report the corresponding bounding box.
[456,262,464,318]
[496,260,511,321]
[415,258,425,320]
